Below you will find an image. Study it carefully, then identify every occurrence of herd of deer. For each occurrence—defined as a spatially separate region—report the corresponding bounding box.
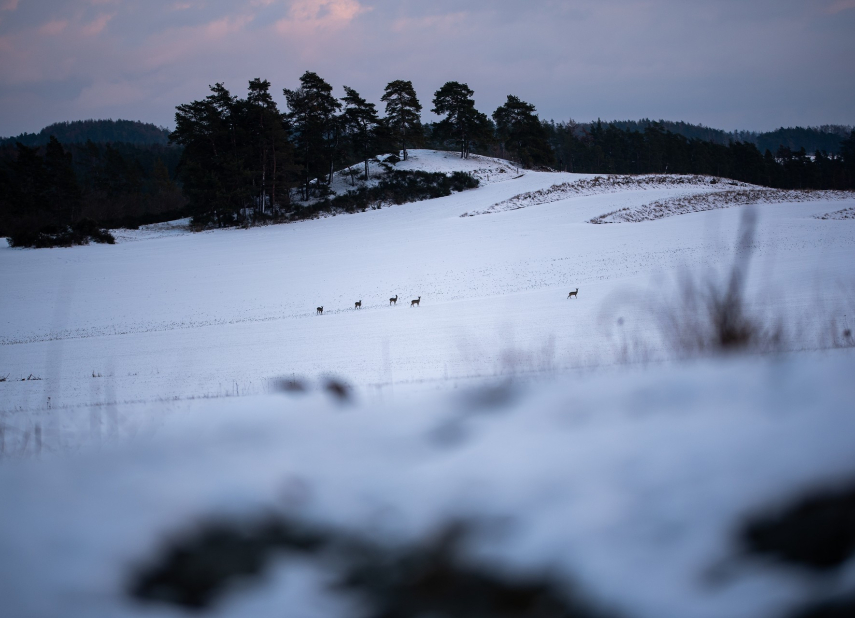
[316,295,421,315]
[315,289,578,315]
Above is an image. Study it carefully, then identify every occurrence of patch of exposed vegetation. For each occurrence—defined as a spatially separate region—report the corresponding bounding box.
[590,188,853,224]
[8,218,115,248]
[129,515,611,617]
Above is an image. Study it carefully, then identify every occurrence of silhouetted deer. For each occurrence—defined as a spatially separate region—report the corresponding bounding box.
[567,288,579,299]
[355,300,362,310]
[389,295,398,305]
[411,296,421,307]
[316,306,323,315]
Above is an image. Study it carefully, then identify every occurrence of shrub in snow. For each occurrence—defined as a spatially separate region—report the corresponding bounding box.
[8,218,115,248]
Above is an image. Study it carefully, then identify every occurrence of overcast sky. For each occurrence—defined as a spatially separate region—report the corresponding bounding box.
[1,0,853,136]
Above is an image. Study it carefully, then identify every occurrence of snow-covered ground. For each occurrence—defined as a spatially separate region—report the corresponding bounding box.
[1,150,855,617]
[330,149,525,195]
[2,353,855,618]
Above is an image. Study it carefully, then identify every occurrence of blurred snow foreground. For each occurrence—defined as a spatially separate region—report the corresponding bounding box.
[1,352,855,618]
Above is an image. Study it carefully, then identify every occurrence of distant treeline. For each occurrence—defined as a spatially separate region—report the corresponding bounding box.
[0,119,171,147]
[541,120,855,190]
[0,138,184,245]
[1,79,854,246]
[587,120,852,155]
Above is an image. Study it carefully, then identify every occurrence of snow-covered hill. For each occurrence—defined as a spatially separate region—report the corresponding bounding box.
[1,150,854,618]
[332,149,525,194]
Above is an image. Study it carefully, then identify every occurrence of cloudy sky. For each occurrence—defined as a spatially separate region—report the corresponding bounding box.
[1,0,853,136]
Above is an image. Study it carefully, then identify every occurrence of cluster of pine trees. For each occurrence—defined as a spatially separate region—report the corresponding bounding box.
[541,121,855,190]
[0,137,184,245]
[169,72,553,227]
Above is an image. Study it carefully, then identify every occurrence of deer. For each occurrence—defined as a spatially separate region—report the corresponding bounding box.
[316,306,323,315]
[389,294,398,306]
[354,300,362,310]
[411,296,421,307]
[567,288,579,299]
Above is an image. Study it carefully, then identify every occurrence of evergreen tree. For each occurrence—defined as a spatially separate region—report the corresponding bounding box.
[9,143,47,226]
[171,82,242,225]
[246,78,293,212]
[43,136,82,224]
[841,130,855,186]
[432,81,492,159]
[284,71,342,200]
[492,95,554,168]
[341,86,380,182]
[381,80,422,161]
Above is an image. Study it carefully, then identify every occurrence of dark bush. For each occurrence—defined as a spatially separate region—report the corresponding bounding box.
[321,170,478,214]
[8,218,115,248]
[130,516,611,617]
[742,483,855,571]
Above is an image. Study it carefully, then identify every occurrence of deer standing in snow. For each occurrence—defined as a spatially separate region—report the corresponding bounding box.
[354,300,362,310]
[389,295,398,305]
[567,288,579,299]
[316,306,323,315]
[411,296,421,307]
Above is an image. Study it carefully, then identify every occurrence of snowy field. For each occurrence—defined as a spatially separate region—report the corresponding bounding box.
[1,150,855,617]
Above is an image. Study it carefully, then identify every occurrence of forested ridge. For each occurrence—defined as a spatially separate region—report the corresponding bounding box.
[587,120,852,154]
[541,120,855,190]
[1,119,171,147]
[1,71,853,247]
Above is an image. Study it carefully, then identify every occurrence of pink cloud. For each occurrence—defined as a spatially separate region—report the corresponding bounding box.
[140,14,254,70]
[391,12,467,34]
[1,0,18,11]
[203,13,254,37]
[825,0,855,12]
[81,13,114,36]
[39,20,69,35]
[274,0,369,34]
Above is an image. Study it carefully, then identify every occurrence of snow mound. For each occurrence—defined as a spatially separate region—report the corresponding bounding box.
[1,352,855,618]
[110,218,193,243]
[816,205,855,221]
[464,174,749,217]
[327,149,522,197]
[393,149,522,184]
[592,188,855,224]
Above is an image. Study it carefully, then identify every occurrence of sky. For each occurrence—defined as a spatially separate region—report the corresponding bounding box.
[0,0,853,137]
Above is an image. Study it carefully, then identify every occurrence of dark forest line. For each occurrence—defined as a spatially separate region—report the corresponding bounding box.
[0,139,184,246]
[1,73,854,247]
[4,118,851,156]
[0,119,171,147]
[582,120,852,155]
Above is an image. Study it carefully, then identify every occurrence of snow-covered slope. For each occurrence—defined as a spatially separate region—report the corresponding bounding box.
[1,149,855,618]
[1,352,855,618]
[328,149,525,196]
[1,151,853,413]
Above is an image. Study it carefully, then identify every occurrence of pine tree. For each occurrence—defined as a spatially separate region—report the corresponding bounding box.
[432,82,492,159]
[9,142,47,226]
[171,83,240,226]
[841,130,855,186]
[341,86,381,182]
[43,136,82,225]
[381,80,422,161]
[246,78,293,213]
[284,71,341,200]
